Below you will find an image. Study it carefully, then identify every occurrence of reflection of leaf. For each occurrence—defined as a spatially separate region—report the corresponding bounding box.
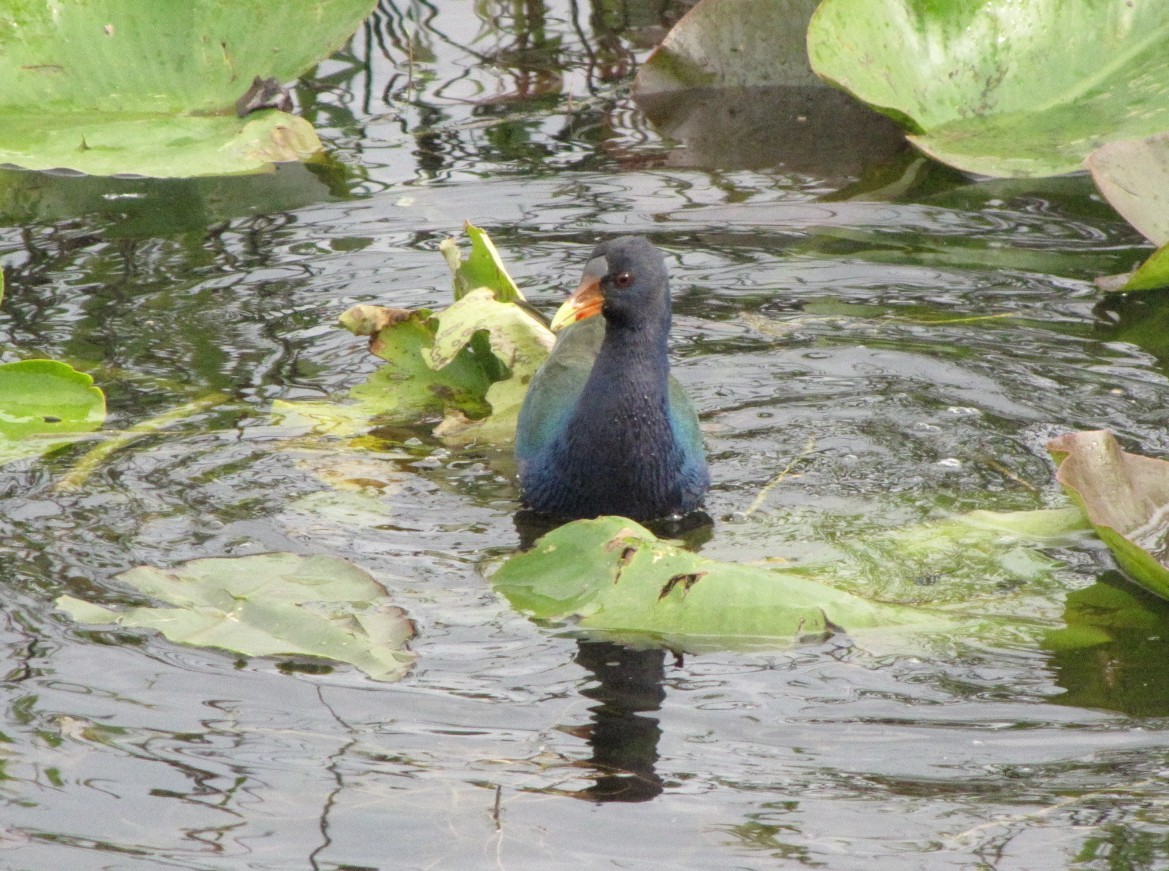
[1044,574,1169,717]
[0,163,339,237]
[1048,430,1169,598]
[0,360,106,465]
[57,553,415,682]
[0,0,376,176]
[636,0,822,92]
[632,0,903,176]
[808,0,1169,178]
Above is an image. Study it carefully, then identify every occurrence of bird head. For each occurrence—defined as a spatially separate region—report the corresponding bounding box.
[550,236,670,333]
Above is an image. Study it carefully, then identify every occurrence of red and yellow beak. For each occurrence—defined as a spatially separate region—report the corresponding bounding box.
[550,255,606,332]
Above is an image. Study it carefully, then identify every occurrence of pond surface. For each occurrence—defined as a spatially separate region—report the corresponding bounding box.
[4,2,1169,869]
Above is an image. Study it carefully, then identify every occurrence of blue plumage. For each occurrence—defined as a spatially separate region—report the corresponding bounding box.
[516,236,709,520]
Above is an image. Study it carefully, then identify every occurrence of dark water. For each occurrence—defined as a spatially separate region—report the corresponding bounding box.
[4,2,1169,868]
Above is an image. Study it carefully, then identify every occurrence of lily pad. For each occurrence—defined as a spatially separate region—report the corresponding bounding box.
[1048,430,1169,599]
[56,553,415,681]
[0,111,323,178]
[807,0,1169,178]
[493,516,952,651]
[0,0,377,176]
[1087,133,1169,247]
[0,360,106,464]
[494,508,1091,651]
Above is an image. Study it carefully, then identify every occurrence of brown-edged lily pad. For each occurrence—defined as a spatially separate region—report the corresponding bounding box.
[1048,430,1169,598]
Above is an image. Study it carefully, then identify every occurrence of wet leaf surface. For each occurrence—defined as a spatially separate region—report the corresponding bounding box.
[57,553,415,682]
[0,360,106,464]
[808,0,1169,177]
[1048,430,1169,598]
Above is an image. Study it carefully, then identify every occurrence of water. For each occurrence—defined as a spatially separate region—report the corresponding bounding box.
[3,2,1169,868]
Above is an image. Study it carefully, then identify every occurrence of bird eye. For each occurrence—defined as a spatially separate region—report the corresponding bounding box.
[613,271,634,288]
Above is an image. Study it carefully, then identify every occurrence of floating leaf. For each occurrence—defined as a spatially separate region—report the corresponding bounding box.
[429,289,554,442]
[1087,133,1169,247]
[493,516,951,650]
[0,0,377,176]
[1048,430,1169,599]
[0,360,106,464]
[57,553,415,681]
[494,508,1090,651]
[440,222,525,303]
[0,111,323,178]
[808,0,1169,178]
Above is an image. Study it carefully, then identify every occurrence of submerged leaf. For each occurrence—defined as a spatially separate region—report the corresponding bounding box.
[1048,430,1169,598]
[57,553,415,681]
[0,360,106,464]
[808,0,1169,178]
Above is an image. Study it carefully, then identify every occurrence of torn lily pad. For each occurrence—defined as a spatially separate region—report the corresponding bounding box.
[493,508,1089,652]
[57,553,415,681]
[1048,430,1169,599]
[440,221,525,303]
[276,225,553,444]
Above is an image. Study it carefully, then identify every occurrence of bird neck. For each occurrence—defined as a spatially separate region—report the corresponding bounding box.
[591,312,672,399]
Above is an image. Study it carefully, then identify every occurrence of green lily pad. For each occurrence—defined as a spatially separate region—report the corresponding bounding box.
[0,360,106,464]
[493,516,952,651]
[0,110,323,178]
[494,508,1091,651]
[0,0,377,176]
[1048,430,1169,599]
[808,0,1169,178]
[57,553,415,681]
